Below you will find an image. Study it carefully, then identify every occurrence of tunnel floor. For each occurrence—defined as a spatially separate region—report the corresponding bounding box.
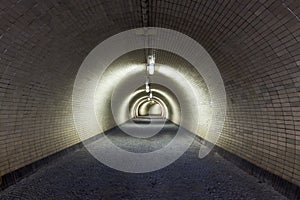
[0,120,287,200]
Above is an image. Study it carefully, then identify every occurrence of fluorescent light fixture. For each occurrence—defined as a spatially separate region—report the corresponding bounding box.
[147,55,155,75]
[149,91,153,99]
[145,83,150,93]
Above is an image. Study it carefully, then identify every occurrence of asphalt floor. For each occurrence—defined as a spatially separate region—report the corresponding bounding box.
[0,119,287,199]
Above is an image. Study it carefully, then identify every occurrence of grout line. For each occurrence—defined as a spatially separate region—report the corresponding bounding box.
[282,1,300,22]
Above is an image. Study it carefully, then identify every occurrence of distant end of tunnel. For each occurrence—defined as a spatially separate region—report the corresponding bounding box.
[0,1,300,199]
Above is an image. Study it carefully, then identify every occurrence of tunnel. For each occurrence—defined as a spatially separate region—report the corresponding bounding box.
[0,0,300,199]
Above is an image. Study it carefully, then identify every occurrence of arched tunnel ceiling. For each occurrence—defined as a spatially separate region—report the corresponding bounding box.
[129,84,181,120]
[0,0,300,186]
[93,49,211,138]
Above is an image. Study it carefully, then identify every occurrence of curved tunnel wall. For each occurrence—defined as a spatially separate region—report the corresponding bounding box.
[137,101,163,117]
[0,0,300,187]
[129,85,181,120]
[93,49,211,136]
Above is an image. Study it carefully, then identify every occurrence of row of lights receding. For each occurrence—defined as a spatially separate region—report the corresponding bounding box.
[145,54,155,102]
